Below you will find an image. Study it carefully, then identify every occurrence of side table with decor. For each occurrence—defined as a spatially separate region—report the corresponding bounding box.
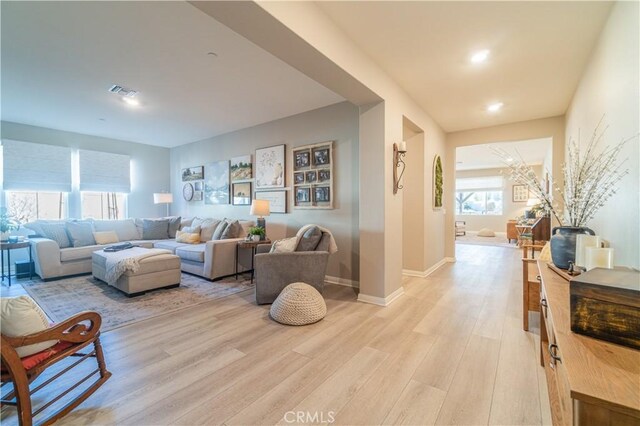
[235,239,271,283]
[1,240,33,287]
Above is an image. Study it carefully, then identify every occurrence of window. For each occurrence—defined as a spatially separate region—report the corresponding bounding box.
[6,191,67,223]
[81,192,126,220]
[455,175,503,215]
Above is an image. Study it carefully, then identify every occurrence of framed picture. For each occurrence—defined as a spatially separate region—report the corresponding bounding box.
[305,170,317,183]
[232,182,252,206]
[291,141,334,210]
[294,150,311,171]
[314,186,330,203]
[204,160,230,205]
[513,184,529,202]
[255,191,287,214]
[194,181,203,191]
[313,147,330,166]
[230,155,252,182]
[255,144,285,190]
[295,187,312,206]
[318,169,330,183]
[193,191,203,202]
[181,166,204,182]
[433,155,443,210]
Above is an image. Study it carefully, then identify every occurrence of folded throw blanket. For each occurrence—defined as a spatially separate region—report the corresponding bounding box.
[104,247,172,284]
[296,224,338,254]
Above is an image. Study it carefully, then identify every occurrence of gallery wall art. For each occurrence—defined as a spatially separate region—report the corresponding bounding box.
[204,161,230,205]
[255,145,285,190]
[181,166,204,182]
[433,155,443,210]
[292,141,334,209]
[232,182,252,206]
[230,155,252,182]
[255,191,287,213]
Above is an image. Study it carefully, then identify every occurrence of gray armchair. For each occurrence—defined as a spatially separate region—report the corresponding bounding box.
[254,230,332,304]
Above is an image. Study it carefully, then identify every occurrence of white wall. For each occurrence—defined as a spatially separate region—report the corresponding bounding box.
[565,1,639,268]
[1,121,171,219]
[170,101,360,282]
[455,166,542,232]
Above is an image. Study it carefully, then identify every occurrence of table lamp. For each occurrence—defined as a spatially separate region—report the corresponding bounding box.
[153,192,173,216]
[250,199,270,239]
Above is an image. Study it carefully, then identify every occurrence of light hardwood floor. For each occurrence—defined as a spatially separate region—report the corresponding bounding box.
[1,244,551,425]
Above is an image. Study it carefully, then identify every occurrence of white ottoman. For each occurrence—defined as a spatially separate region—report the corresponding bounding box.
[92,249,181,296]
[270,282,327,326]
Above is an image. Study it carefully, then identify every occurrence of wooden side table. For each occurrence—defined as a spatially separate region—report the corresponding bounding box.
[1,240,33,287]
[235,239,271,283]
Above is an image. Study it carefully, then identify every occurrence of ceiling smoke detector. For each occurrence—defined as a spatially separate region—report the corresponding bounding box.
[108,84,138,98]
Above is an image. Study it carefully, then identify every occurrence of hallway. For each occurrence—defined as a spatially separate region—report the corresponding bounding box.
[1,244,550,425]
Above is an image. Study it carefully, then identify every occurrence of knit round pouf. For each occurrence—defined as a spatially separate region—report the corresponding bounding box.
[270,283,327,326]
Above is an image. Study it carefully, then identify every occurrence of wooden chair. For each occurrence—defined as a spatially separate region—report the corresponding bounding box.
[522,244,546,331]
[1,311,111,426]
[455,221,466,237]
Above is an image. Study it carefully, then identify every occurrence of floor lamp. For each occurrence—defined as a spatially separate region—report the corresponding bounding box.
[153,192,173,216]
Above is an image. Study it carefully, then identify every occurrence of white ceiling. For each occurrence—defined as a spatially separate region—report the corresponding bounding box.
[1,1,344,148]
[316,1,613,132]
[456,138,552,171]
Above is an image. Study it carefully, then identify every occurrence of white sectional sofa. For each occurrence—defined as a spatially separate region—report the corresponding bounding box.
[25,217,253,281]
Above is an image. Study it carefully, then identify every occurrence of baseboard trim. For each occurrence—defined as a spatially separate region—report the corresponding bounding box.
[402,257,455,278]
[324,275,359,288]
[357,286,404,306]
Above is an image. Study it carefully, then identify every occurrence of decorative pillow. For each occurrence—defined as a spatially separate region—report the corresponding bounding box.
[93,231,119,245]
[180,217,194,229]
[221,220,243,240]
[191,218,221,241]
[296,226,322,252]
[175,230,201,244]
[142,219,170,240]
[23,222,45,237]
[211,221,229,240]
[1,296,57,358]
[94,219,139,241]
[66,221,96,247]
[270,237,298,253]
[40,223,71,248]
[180,225,201,235]
[165,216,182,238]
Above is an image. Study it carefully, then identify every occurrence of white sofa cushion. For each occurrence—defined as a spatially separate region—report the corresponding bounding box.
[154,240,190,253]
[175,244,206,263]
[60,244,105,262]
[1,296,57,357]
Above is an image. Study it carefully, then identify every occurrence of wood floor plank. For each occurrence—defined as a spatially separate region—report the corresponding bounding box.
[434,334,501,425]
[381,380,446,426]
[333,332,436,425]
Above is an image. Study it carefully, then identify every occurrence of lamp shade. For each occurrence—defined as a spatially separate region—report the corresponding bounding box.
[250,199,270,216]
[526,197,540,207]
[153,193,173,204]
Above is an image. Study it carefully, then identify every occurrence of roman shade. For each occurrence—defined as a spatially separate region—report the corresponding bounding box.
[79,150,131,193]
[456,176,503,191]
[1,140,72,192]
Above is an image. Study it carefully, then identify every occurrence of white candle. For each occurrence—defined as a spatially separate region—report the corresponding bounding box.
[575,235,601,267]
[398,141,407,152]
[585,247,614,271]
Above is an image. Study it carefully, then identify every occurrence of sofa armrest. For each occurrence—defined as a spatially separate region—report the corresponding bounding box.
[29,237,62,280]
[256,243,272,254]
[202,238,244,279]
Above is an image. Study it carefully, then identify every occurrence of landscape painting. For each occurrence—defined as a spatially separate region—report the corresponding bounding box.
[230,155,252,182]
[181,166,204,182]
[204,161,230,205]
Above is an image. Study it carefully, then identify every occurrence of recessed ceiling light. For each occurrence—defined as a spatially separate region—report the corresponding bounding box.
[487,102,504,113]
[506,157,514,162]
[122,97,140,107]
[470,49,490,64]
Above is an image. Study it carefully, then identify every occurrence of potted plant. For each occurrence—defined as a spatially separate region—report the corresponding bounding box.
[248,226,265,242]
[0,208,20,242]
[494,120,633,269]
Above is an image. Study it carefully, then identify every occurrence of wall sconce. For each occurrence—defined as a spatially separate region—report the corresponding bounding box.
[393,142,407,194]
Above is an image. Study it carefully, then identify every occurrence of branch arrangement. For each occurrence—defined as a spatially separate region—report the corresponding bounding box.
[492,118,634,227]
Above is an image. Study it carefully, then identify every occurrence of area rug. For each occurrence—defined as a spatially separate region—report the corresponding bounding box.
[455,231,514,248]
[22,273,254,332]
